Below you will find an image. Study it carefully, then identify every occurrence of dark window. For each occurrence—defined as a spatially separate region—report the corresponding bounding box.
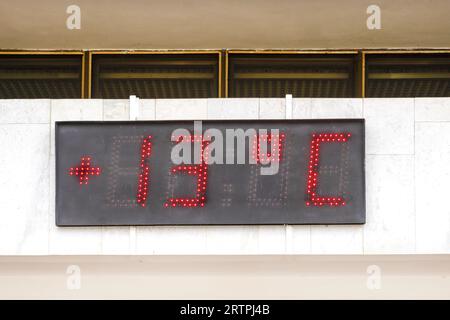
[92,54,219,99]
[366,54,450,97]
[228,54,357,98]
[0,54,83,98]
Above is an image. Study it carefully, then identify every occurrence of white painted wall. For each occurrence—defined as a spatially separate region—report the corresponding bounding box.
[0,98,449,255]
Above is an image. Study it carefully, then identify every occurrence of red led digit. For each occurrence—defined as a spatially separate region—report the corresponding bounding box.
[252,132,285,164]
[165,135,209,208]
[136,136,152,207]
[305,133,351,207]
[68,156,101,185]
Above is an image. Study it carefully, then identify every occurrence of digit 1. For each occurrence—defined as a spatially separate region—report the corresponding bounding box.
[165,135,209,208]
[136,135,152,207]
[305,132,351,207]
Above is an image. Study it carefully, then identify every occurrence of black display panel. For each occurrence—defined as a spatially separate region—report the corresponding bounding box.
[56,120,365,226]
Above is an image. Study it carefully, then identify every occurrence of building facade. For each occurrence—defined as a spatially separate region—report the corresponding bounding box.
[0,0,449,299]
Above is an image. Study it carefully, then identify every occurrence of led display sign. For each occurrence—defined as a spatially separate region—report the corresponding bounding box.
[56,120,365,226]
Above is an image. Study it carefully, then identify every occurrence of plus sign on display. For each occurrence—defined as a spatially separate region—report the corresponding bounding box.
[55,120,365,226]
[69,156,101,185]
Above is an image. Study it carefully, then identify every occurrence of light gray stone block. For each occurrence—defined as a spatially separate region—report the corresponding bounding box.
[292,98,363,119]
[311,225,363,254]
[139,99,156,120]
[51,99,103,122]
[205,226,259,254]
[285,225,311,254]
[257,226,286,254]
[0,99,50,124]
[207,98,259,119]
[415,98,450,122]
[103,99,130,120]
[364,155,415,253]
[259,98,286,119]
[364,98,414,155]
[136,226,207,254]
[310,98,363,118]
[415,122,450,253]
[48,227,103,254]
[0,124,50,255]
[156,99,207,120]
[292,98,311,119]
[102,227,132,254]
